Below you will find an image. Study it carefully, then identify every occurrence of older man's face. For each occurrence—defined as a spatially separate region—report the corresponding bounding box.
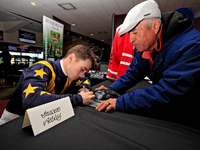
[129,20,158,52]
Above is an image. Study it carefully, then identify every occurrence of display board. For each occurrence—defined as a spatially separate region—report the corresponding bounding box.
[43,16,64,60]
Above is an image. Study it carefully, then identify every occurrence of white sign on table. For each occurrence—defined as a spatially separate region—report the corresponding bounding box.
[22,97,75,136]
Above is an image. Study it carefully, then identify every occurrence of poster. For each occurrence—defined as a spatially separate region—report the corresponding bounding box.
[43,16,64,60]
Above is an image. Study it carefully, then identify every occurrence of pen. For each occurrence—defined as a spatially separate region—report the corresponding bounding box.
[83,86,86,92]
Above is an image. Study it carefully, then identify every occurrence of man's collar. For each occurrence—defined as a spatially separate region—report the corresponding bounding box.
[155,24,163,51]
[141,24,163,60]
[60,59,68,76]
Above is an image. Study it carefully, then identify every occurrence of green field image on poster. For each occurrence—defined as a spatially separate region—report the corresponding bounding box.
[51,31,60,43]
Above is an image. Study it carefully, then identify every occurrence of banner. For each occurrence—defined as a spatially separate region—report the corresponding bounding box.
[43,16,64,60]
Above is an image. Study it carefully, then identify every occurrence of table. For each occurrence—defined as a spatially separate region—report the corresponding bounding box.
[0,106,200,150]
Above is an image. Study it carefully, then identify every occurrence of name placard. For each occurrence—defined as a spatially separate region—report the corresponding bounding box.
[22,97,75,136]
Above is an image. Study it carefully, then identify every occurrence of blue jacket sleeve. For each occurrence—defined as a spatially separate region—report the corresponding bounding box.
[115,41,200,112]
[108,52,148,94]
[21,64,82,110]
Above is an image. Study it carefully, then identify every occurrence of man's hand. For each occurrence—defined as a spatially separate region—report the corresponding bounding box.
[79,91,95,105]
[95,98,117,112]
[78,87,90,93]
[95,85,108,91]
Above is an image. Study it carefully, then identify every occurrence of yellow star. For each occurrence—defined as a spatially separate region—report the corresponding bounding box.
[40,91,51,96]
[23,84,38,98]
[34,68,47,79]
[84,80,90,85]
[75,80,82,86]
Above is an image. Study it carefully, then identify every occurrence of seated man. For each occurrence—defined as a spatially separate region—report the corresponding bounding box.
[95,0,200,129]
[0,44,96,125]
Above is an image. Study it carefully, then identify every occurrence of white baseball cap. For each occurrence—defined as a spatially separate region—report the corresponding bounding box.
[119,0,161,37]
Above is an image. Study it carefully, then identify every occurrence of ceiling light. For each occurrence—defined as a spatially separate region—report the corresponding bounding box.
[71,24,75,26]
[101,40,104,41]
[30,2,37,6]
[58,3,76,10]
[90,34,93,36]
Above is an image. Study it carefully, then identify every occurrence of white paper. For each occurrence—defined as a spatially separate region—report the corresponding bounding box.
[22,97,75,136]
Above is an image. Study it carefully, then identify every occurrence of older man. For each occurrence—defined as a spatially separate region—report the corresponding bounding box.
[96,0,200,128]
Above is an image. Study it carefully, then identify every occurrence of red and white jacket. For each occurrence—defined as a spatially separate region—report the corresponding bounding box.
[107,29,134,81]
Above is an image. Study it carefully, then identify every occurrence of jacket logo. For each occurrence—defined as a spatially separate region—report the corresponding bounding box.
[23,83,38,98]
[83,80,90,85]
[34,68,47,79]
[75,80,82,86]
[40,91,51,96]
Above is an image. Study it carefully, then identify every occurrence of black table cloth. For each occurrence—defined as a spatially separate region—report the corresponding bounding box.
[0,106,200,150]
